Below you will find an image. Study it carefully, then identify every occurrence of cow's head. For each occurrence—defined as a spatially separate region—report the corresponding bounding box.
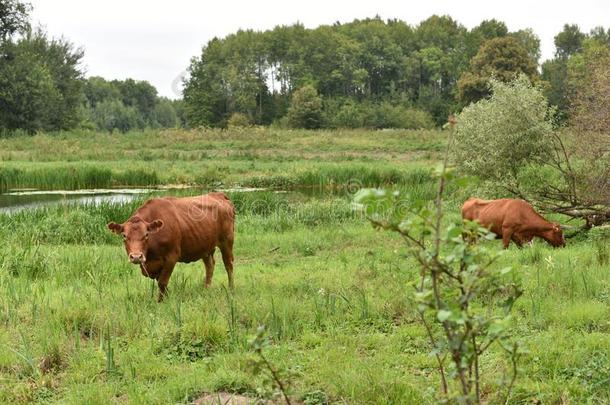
[546,223,566,248]
[107,217,164,264]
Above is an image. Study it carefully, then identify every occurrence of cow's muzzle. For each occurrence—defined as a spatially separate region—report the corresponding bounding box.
[129,253,146,264]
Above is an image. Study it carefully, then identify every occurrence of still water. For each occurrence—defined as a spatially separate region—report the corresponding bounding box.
[0,189,152,214]
[0,187,280,214]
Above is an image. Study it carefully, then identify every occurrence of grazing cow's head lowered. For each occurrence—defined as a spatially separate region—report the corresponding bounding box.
[107,217,164,264]
[545,223,566,248]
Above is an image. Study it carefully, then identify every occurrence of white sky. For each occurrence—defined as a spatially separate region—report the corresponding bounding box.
[30,0,610,99]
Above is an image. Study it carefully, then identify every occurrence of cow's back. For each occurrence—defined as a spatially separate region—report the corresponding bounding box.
[463,198,538,233]
[461,198,497,221]
[462,198,514,235]
[171,194,234,261]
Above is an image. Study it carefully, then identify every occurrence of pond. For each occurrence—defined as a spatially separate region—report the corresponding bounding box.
[0,187,303,215]
[0,189,153,214]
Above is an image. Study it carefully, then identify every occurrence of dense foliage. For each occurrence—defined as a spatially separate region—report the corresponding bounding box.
[184,16,540,128]
[542,24,610,121]
[0,0,29,41]
[83,77,179,132]
[457,37,538,105]
[0,0,179,134]
[1,1,609,134]
[453,75,555,185]
[0,28,84,132]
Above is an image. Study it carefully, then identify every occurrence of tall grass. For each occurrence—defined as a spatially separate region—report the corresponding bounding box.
[2,129,610,403]
[0,166,159,192]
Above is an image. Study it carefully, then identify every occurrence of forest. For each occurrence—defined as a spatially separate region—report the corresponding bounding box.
[1,0,609,132]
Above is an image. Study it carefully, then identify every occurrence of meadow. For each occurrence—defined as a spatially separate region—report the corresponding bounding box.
[1,128,610,404]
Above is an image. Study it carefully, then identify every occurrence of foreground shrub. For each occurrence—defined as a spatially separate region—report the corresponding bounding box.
[354,168,523,403]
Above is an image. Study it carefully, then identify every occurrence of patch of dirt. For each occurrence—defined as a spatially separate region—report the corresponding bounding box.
[193,393,261,404]
[193,393,302,405]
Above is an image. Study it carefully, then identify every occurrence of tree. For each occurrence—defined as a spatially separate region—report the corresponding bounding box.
[589,26,610,45]
[152,98,178,128]
[541,58,569,120]
[472,19,508,39]
[0,0,30,41]
[454,75,554,185]
[83,76,121,108]
[457,37,537,105]
[510,28,541,64]
[183,38,229,127]
[554,24,585,58]
[0,29,84,132]
[89,99,139,133]
[0,40,60,131]
[286,85,322,129]
[562,42,610,224]
[455,70,610,227]
[82,76,176,131]
[113,78,158,123]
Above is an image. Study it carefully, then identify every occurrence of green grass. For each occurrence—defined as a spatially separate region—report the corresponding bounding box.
[0,128,442,191]
[1,129,609,404]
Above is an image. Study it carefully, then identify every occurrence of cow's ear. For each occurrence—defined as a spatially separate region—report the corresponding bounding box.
[147,219,164,233]
[107,222,123,234]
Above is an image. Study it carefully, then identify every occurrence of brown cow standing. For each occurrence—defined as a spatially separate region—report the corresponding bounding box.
[107,192,235,301]
[461,198,565,249]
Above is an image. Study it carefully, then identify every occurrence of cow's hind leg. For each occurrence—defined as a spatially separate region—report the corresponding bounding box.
[203,250,216,289]
[219,240,234,290]
[511,234,525,249]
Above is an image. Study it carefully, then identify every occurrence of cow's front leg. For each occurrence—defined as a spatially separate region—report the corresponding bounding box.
[157,261,177,302]
[501,227,514,249]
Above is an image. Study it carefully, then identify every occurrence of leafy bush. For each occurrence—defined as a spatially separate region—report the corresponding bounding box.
[325,100,434,129]
[453,75,554,185]
[227,112,252,128]
[328,100,365,128]
[286,85,323,129]
[364,103,435,129]
[354,169,523,403]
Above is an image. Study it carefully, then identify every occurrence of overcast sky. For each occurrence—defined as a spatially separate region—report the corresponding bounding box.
[30,0,609,99]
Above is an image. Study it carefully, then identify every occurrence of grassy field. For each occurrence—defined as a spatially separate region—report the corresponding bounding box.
[0,129,443,192]
[1,129,610,404]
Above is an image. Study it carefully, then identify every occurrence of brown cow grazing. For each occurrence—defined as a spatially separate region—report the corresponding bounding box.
[107,192,235,301]
[461,198,565,249]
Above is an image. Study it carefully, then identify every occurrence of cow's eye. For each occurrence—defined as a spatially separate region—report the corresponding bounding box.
[121,233,127,240]
[144,232,149,240]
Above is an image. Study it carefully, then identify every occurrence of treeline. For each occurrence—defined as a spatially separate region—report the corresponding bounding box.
[184,17,609,129]
[83,77,182,132]
[0,0,181,134]
[1,0,609,133]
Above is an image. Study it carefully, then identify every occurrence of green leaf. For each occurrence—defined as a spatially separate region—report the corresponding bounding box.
[437,310,452,322]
